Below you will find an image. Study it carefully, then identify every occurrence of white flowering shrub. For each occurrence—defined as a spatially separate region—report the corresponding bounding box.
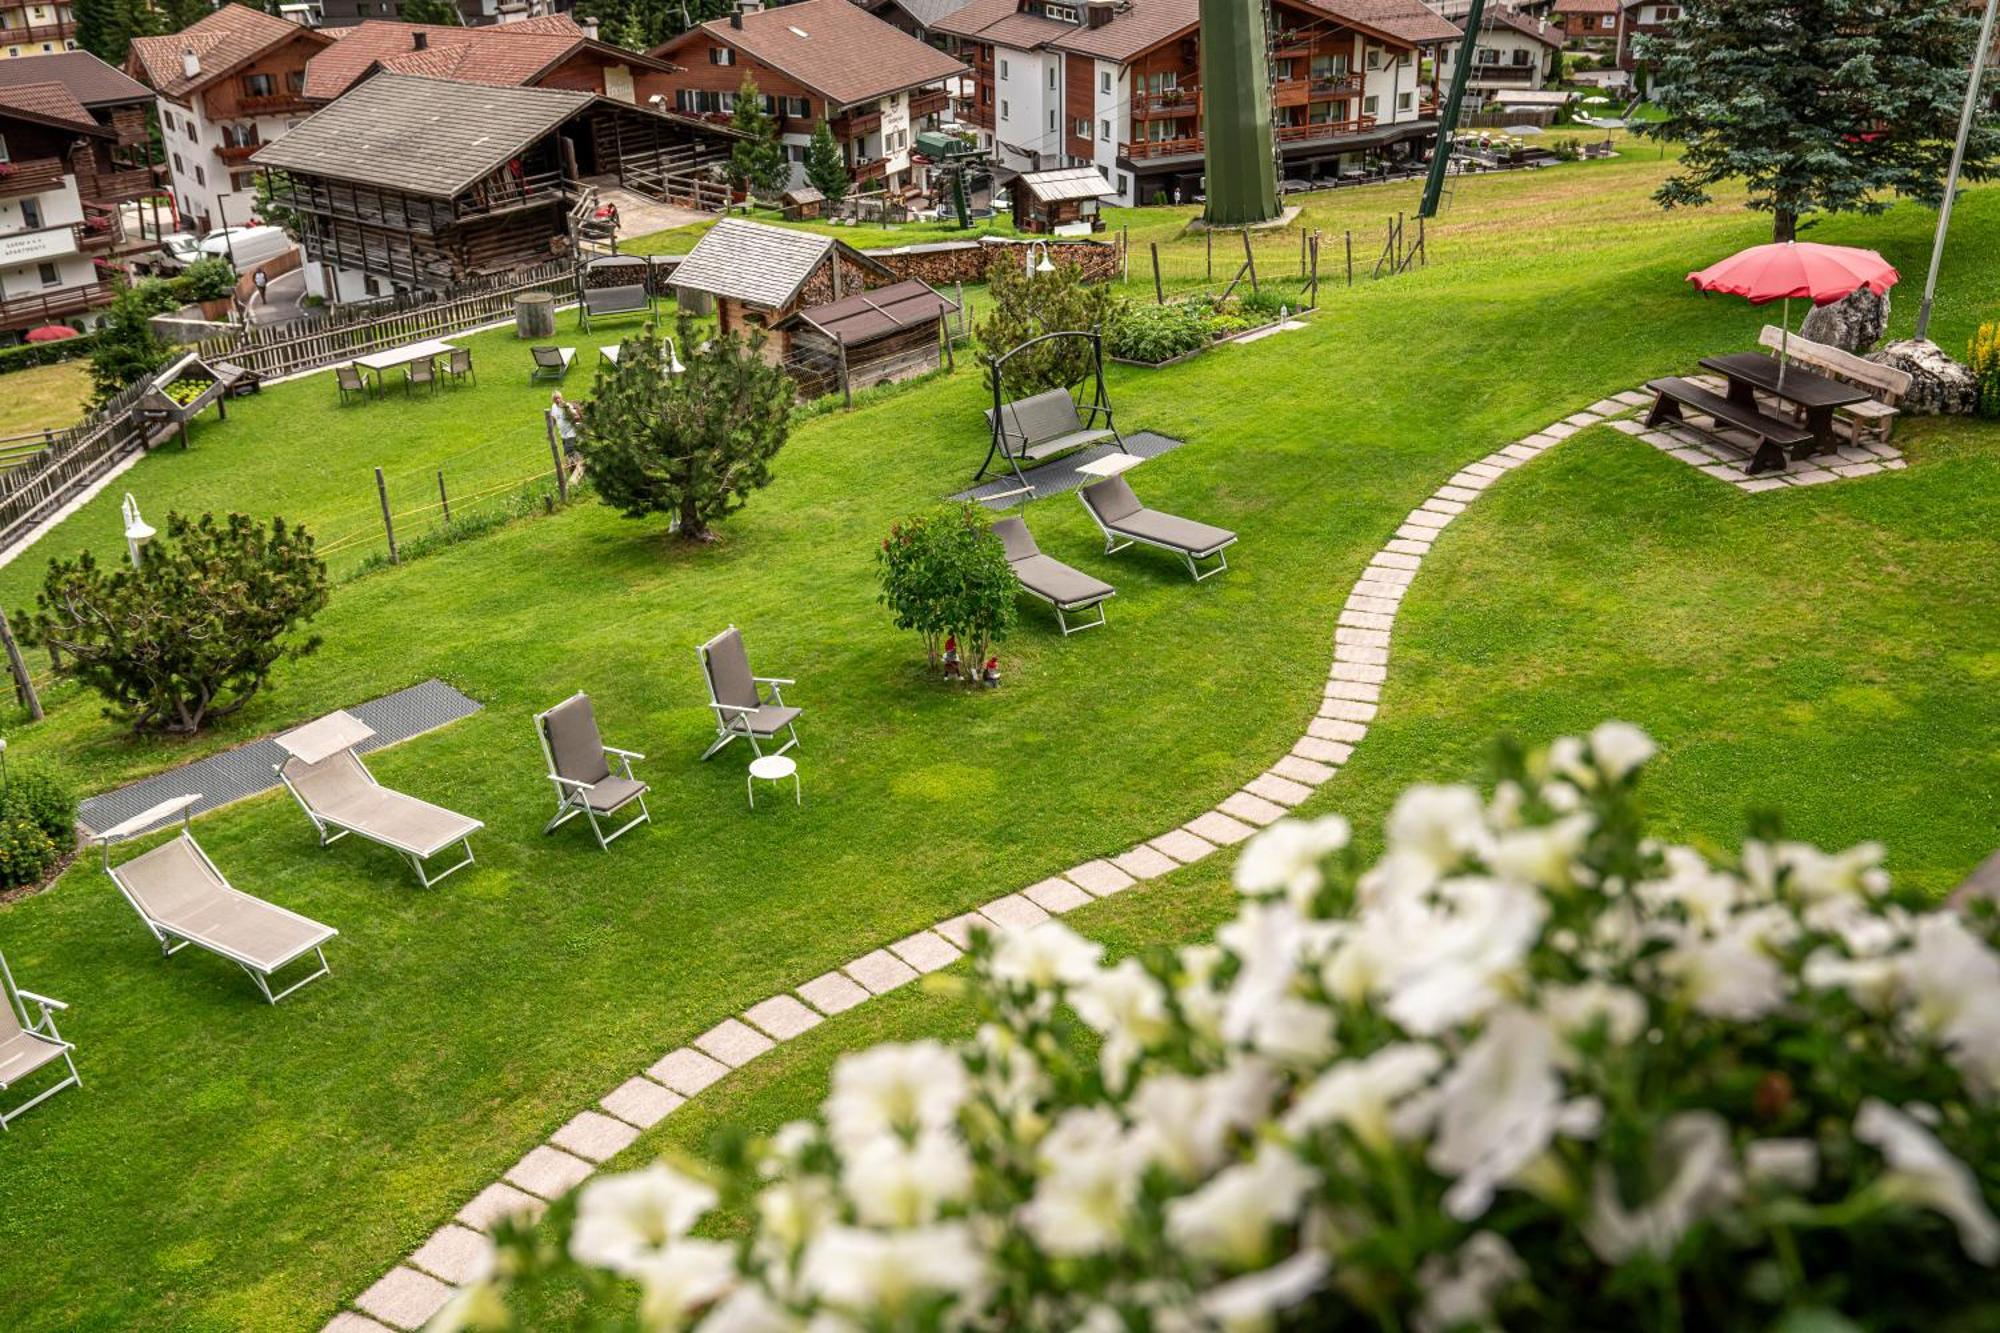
[451,724,2000,1331]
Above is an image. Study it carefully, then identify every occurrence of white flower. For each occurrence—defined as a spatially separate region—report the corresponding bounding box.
[1283,1043,1443,1151]
[1367,784,1490,900]
[1130,1060,1275,1179]
[1381,877,1547,1036]
[1234,815,1352,909]
[1658,922,1789,1021]
[756,1176,836,1255]
[1776,840,1890,902]
[1020,1107,1146,1256]
[1855,1098,2000,1264]
[1216,900,1317,1049]
[1541,979,1648,1053]
[423,1281,506,1333]
[1898,914,2000,1098]
[696,1286,802,1333]
[1197,1249,1331,1329]
[801,1223,987,1313]
[1413,1232,1524,1333]
[1176,943,1228,1046]
[1165,1144,1318,1268]
[1801,947,1900,1012]
[989,920,1104,990]
[825,1041,966,1154]
[570,1164,719,1275]
[1744,1138,1819,1192]
[1071,957,1173,1083]
[1583,1111,1740,1263]
[631,1238,738,1331]
[841,1130,971,1227]
[1489,813,1593,891]
[1636,846,1742,932]
[1428,1007,1597,1221]
[1587,721,1656,782]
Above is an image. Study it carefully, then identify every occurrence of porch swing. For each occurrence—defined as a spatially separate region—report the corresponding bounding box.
[978,329,1127,490]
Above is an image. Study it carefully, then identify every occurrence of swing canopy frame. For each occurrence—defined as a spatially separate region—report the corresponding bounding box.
[979,329,1127,488]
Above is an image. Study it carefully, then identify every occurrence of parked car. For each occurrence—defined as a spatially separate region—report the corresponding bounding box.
[198,225,294,270]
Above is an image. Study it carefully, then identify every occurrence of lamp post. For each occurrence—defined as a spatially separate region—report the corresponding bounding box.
[1024,240,1056,277]
[1913,0,1999,342]
[121,493,155,568]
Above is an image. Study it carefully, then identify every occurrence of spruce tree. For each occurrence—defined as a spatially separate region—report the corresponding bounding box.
[728,74,790,198]
[804,121,849,204]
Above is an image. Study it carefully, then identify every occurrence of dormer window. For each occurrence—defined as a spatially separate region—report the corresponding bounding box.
[243,72,274,97]
[1043,2,1078,20]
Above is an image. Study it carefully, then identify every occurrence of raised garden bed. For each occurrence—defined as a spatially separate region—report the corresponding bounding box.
[133,351,236,448]
[1108,296,1311,368]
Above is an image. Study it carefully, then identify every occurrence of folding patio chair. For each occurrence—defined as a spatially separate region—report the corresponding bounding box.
[698,626,801,760]
[0,948,79,1130]
[274,711,484,888]
[535,693,651,849]
[444,347,475,387]
[336,363,370,405]
[1079,476,1237,581]
[405,356,438,395]
[95,795,338,1004]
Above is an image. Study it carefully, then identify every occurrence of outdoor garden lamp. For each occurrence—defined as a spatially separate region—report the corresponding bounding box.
[1026,241,1056,276]
[121,493,155,567]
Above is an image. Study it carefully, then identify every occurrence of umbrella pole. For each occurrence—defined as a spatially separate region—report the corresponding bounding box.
[1778,297,1789,390]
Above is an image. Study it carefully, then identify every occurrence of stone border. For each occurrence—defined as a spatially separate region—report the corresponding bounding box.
[324,387,1891,1330]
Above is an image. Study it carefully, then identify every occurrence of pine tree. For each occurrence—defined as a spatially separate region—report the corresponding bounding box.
[75,0,159,64]
[728,74,790,198]
[804,121,849,204]
[398,0,463,23]
[1641,0,1999,241]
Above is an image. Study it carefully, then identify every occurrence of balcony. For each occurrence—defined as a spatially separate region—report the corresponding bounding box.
[1133,87,1198,117]
[0,157,66,198]
[237,92,313,116]
[75,163,158,205]
[851,157,888,184]
[217,141,262,163]
[0,20,74,41]
[1466,62,1542,83]
[1274,75,1360,108]
[1119,134,1204,161]
[0,280,112,331]
[831,108,883,140]
[1120,114,1380,162]
[908,88,948,119]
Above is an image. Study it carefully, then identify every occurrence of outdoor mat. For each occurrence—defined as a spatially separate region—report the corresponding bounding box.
[950,431,1187,508]
[77,679,482,837]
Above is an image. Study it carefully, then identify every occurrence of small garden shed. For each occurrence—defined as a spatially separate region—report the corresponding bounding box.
[670,218,894,363]
[780,186,826,221]
[1008,166,1116,235]
[782,279,960,395]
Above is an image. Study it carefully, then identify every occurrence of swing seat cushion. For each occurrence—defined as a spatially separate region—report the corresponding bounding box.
[987,389,1110,460]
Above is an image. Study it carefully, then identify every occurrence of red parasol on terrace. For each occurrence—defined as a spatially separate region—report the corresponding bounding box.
[1687,241,1901,384]
[24,325,79,342]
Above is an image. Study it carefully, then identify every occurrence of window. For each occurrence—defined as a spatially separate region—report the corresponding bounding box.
[1475,45,1498,63]
[1048,108,1055,131]
[1365,47,1382,69]
[708,46,734,64]
[1115,172,1127,195]
[172,151,184,173]
[1398,90,1413,110]
[162,109,174,130]
[185,119,195,140]
[1073,117,1088,137]
[1363,94,1379,114]
[1100,70,1110,94]
[1044,1,1077,18]
[782,95,810,118]
[20,197,40,228]
[37,261,59,286]
[1601,13,1615,25]
[1512,47,1532,64]
[1310,53,1348,79]
[194,164,205,186]
[999,57,1009,79]
[1000,98,1009,120]
[1047,64,1055,89]
[231,169,257,190]
[0,133,8,163]
[243,72,274,97]
[1100,117,1110,140]
[287,69,305,93]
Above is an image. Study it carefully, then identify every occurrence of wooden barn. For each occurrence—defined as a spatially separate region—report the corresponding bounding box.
[782,279,959,395]
[668,217,894,364]
[251,74,735,299]
[1007,166,1117,235]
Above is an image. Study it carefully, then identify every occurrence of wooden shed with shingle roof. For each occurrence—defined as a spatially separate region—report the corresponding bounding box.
[669,217,895,362]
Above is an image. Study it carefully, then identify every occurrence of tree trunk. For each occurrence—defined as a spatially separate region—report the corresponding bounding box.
[1772,209,1798,243]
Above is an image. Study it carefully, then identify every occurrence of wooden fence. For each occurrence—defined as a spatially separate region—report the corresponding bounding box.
[0,376,154,554]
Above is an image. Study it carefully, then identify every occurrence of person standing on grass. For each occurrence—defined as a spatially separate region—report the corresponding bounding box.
[548,391,586,484]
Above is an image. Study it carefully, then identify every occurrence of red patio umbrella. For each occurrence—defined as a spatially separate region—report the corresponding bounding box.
[24,324,78,342]
[1687,241,1900,384]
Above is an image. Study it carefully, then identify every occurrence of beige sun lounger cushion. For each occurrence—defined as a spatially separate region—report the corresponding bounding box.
[1082,477,1236,556]
[115,838,337,973]
[0,994,67,1091]
[284,750,483,858]
[994,516,1114,609]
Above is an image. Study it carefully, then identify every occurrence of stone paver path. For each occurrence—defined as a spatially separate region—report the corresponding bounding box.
[1612,383,1906,491]
[322,387,1911,1329]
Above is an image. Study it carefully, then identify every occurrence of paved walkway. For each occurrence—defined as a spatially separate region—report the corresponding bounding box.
[325,385,1897,1331]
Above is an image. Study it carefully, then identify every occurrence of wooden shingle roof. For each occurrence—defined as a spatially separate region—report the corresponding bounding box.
[670,217,891,311]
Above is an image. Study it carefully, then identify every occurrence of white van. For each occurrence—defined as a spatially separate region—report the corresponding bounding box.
[198,225,295,270]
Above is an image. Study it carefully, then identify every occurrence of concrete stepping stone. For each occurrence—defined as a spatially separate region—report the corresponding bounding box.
[798,970,871,1015]
[1372,550,1422,570]
[354,1267,453,1331]
[409,1224,493,1286]
[1587,398,1626,415]
[1786,468,1839,485]
[551,1110,641,1163]
[1501,443,1541,461]
[1325,680,1382,703]
[744,994,824,1040]
[1393,524,1438,544]
[1385,537,1432,555]
[1306,716,1365,744]
[1421,497,1466,515]
[695,1019,775,1068]
[1244,773,1312,807]
[325,1315,396,1333]
[647,1047,730,1096]
[601,1076,685,1129]
[1336,625,1391,646]
[1330,661,1387,684]
[1339,609,1395,632]
[1112,844,1179,880]
[1736,478,1788,493]
[1318,697,1377,723]
[1023,876,1093,913]
[1336,643,1388,666]
[1462,460,1505,478]
[1219,791,1286,825]
[978,892,1051,930]
[1615,389,1654,406]
[1271,754,1335,786]
[1350,580,1406,603]
[1066,859,1136,896]
[1185,811,1255,846]
[1545,422,1581,438]
[1148,828,1216,863]
[933,911,997,949]
[505,1145,594,1200]
[889,929,962,973]
[1296,733,1356,762]
[1436,484,1480,503]
[456,1182,545,1232]
[1832,461,1883,478]
[845,948,919,994]
[1609,418,1647,435]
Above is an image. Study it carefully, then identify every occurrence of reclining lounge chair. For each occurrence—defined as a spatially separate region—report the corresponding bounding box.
[1079,476,1237,581]
[96,794,338,1004]
[994,515,1114,634]
[275,711,484,888]
[535,693,651,849]
[0,948,79,1129]
[699,626,802,760]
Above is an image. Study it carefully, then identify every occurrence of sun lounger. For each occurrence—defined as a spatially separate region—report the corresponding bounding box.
[96,794,337,1004]
[0,948,79,1129]
[536,693,651,849]
[1079,476,1237,581]
[530,346,576,382]
[993,514,1114,634]
[274,711,483,887]
[699,626,801,760]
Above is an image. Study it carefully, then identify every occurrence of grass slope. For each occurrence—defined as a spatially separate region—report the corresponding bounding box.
[0,151,1993,1329]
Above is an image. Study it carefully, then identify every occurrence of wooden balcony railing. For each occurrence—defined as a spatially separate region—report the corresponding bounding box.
[76,163,158,204]
[908,88,948,118]
[0,280,114,330]
[1119,135,1204,161]
[0,20,75,41]
[217,141,262,162]
[832,108,883,140]
[237,92,313,115]
[1134,88,1198,117]
[0,157,66,198]
[851,157,888,183]
[1467,62,1542,82]
[1121,114,1379,161]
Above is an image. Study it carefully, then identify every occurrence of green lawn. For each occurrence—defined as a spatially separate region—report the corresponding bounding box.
[0,359,93,438]
[0,148,1995,1330]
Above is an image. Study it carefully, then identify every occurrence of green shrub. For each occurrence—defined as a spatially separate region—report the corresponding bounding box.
[975,257,1114,396]
[1970,322,2000,419]
[0,332,98,375]
[1205,312,1256,337]
[2,760,75,847]
[175,257,238,304]
[1234,287,1293,319]
[0,816,58,889]
[876,502,1018,674]
[1106,301,1212,364]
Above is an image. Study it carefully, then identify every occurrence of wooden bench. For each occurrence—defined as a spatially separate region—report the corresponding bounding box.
[579,283,652,332]
[1644,376,1815,475]
[1756,326,1911,446]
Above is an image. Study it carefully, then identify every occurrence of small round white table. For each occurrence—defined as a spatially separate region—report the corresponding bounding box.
[746,754,800,808]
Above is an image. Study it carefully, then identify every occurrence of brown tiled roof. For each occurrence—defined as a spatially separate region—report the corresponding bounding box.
[129,3,331,100]
[1309,0,1462,44]
[1473,6,1565,45]
[0,50,152,108]
[301,20,579,100]
[1048,0,1196,61]
[1552,0,1618,13]
[655,0,966,105]
[932,0,1071,46]
[0,80,106,134]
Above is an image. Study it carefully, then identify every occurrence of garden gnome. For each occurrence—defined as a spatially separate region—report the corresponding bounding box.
[941,635,961,678]
[982,657,1000,688]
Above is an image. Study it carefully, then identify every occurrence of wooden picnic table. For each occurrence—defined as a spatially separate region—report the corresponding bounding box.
[352,338,457,392]
[1699,351,1869,459]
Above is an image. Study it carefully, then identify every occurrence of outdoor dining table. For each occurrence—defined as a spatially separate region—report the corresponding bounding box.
[351,338,458,393]
[1698,351,1869,460]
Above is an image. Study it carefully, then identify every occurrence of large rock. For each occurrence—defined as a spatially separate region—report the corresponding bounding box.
[1868,338,1979,416]
[1799,285,1890,353]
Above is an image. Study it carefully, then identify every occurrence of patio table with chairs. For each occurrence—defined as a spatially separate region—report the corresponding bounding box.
[344,338,463,398]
